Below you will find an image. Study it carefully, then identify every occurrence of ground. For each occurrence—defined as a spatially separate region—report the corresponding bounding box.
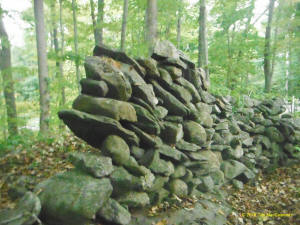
[0,133,299,225]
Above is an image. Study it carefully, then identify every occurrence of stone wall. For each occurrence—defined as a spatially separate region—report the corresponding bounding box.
[3,41,299,225]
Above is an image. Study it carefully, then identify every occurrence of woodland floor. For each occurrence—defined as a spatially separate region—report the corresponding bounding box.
[0,134,299,225]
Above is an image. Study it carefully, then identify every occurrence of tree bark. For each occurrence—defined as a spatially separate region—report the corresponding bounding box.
[177,4,182,49]
[145,0,157,54]
[198,0,209,82]
[72,0,80,91]
[120,0,129,51]
[0,7,18,136]
[264,0,276,93]
[90,0,104,46]
[33,0,50,135]
[59,0,65,106]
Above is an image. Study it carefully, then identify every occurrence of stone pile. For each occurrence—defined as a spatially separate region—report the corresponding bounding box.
[1,41,299,225]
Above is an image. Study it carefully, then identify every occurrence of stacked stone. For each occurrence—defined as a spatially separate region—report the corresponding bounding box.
[6,41,299,225]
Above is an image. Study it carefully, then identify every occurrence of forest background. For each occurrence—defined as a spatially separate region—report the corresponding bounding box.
[0,0,299,149]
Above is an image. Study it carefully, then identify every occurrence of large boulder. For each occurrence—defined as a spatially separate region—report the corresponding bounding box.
[36,170,113,225]
[58,110,139,148]
[73,95,137,122]
[183,121,207,146]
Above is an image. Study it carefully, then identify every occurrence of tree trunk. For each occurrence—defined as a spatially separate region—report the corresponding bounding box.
[59,0,65,107]
[0,8,18,136]
[264,0,276,93]
[198,0,209,82]
[33,0,50,135]
[72,0,80,91]
[145,0,157,54]
[177,4,182,49]
[90,0,104,46]
[120,0,129,51]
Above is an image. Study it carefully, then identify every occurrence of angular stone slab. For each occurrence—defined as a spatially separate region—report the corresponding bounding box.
[36,170,113,225]
[84,56,132,101]
[175,77,201,102]
[175,139,201,152]
[73,95,137,122]
[221,160,248,180]
[161,121,183,144]
[93,44,145,77]
[58,110,139,148]
[132,83,158,108]
[130,103,160,135]
[152,40,180,60]
[150,79,189,116]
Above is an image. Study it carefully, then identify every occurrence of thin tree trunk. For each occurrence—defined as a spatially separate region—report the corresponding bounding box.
[145,0,157,55]
[59,0,65,106]
[90,0,97,44]
[33,0,50,135]
[264,0,276,93]
[72,0,80,91]
[198,0,209,82]
[0,8,18,136]
[120,0,129,51]
[177,5,182,49]
[96,0,104,45]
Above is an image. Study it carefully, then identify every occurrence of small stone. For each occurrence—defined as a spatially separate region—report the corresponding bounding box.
[168,179,188,196]
[117,192,150,208]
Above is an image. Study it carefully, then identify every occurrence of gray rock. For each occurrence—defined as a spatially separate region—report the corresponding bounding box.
[232,179,244,189]
[73,95,137,122]
[97,198,131,225]
[195,102,212,114]
[160,57,187,70]
[210,169,225,185]
[164,66,182,80]
[128,124,159,148]
[80,78,108,97]
[169,83,192,103]
[137,58,160,78]
[69,152,113,178]
[117,192,150,208]
[194,111,213,128]
[183,69,202,93]
[148,176,169,192]
[152,40,180,60]
[93,44,145,77]
[132,84,158,108]
[84,56,132,101]
[153,106,168,119]
[148,188,170,205]
[0,192,41,225]
[199,90,216,104]
[168,179,188,196]
[130,103,160,135]
[183,121,207,146]
[131,146,145,160]
[171,166,187,179]
[175,77,201,102]
[150,80,189,116]
[59,110,139,148]
[198,176,214,192]
[139,150,174,176]
[161,122,183,144]
[221,160,247,180]
[175,139,201,152]
[265,127,285,143]
[165,115,184,123]
[36,170,112,225]
[155,144,185,161]
[101,135,130,166]
[158,68,173,86]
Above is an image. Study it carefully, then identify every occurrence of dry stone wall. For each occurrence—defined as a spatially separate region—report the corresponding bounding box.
[2,41,299,225]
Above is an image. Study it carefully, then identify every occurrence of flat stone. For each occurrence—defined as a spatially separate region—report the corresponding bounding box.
[161,122,183,144]
[117,192,150,208]
[58,110,139,148]
[73,95,137,122]
[221,160,248,180]
[168,179,188,196]
[132,84,158,108]
[175,139,201,152]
